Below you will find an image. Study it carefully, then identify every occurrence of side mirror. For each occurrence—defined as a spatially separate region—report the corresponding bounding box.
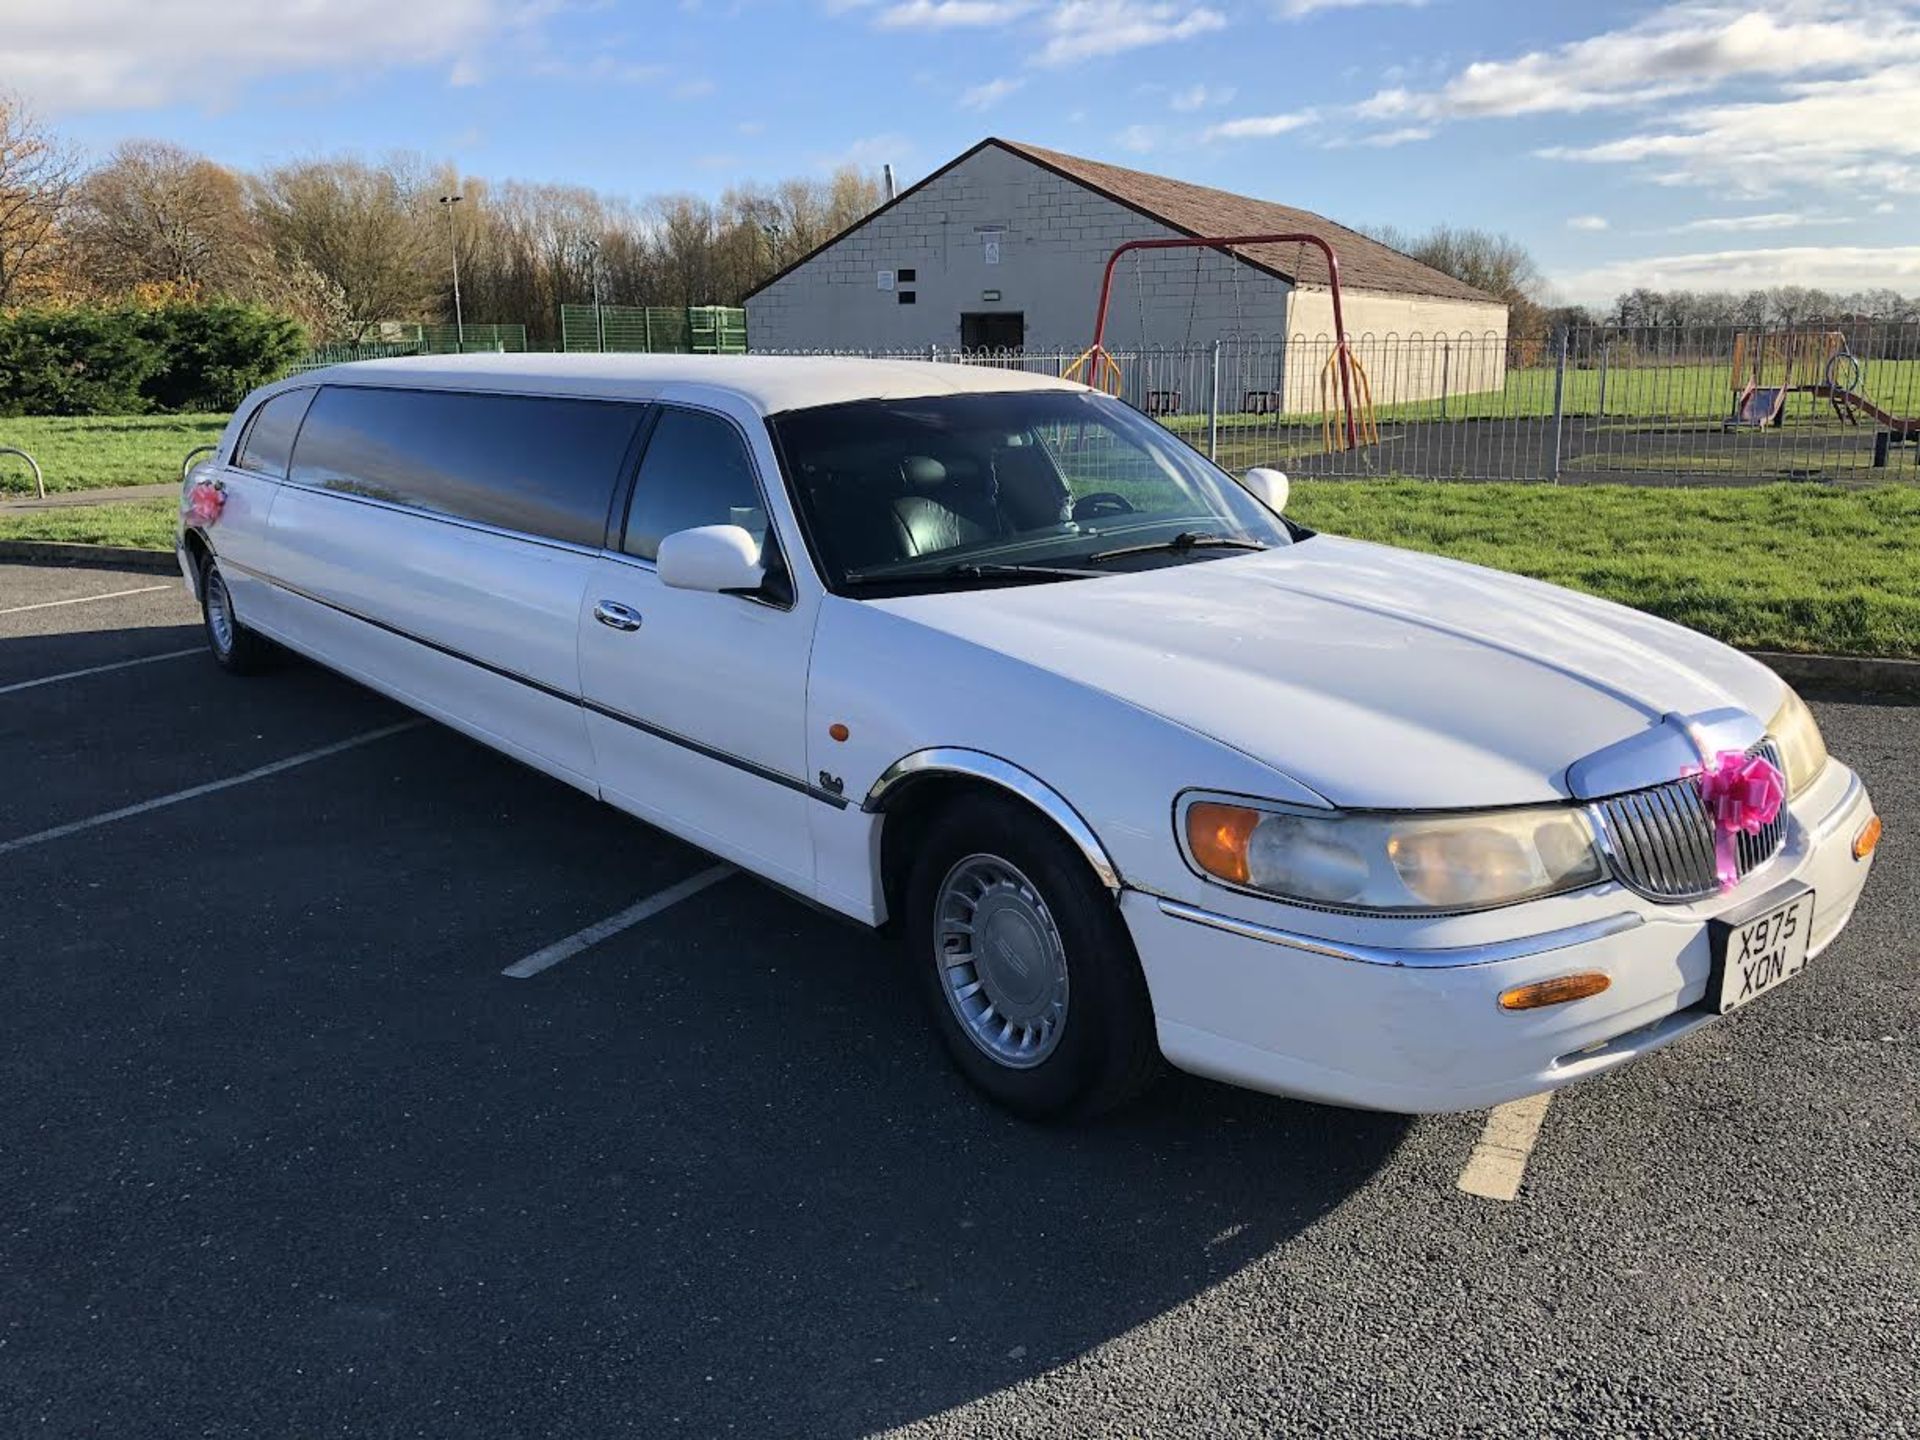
[1241,467,1289,515]
[657,524,766,594]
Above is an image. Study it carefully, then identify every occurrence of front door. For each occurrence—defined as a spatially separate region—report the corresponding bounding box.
[578,403,819,892]
[961,312,1025,352]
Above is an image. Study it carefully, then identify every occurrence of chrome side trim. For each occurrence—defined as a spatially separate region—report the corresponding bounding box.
[1154,898,1645,970]
[863,748,1121,893]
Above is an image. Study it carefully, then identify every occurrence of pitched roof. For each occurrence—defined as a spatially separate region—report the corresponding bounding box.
[995,140,1497,305]
[744,137,1499,307]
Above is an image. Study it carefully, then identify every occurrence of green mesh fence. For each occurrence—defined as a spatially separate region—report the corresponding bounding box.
[560,305,747,354]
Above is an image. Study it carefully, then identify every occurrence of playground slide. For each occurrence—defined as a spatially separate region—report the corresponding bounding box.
[1730,383,1787,427]
[1808,384,1920,439]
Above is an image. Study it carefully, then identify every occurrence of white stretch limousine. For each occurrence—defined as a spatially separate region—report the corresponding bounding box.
[178,355,1882,1117]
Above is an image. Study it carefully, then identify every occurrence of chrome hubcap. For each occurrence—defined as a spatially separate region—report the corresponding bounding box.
[206,567,234,654]
[934,854,1069,1069]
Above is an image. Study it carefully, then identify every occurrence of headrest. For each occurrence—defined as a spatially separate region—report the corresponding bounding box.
[901,456,947,490]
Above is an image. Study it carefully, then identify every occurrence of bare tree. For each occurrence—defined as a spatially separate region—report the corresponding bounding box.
[251,156,438,340]
[0,93,78,306]
[65,140,260,296]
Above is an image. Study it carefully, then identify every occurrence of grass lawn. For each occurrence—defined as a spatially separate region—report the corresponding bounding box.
[1288,481,1920,660]
[0,413,228,496]
[4,481,1914,658]
[0,501,181,550]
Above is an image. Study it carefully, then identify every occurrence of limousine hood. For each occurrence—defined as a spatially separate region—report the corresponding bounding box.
[869,535,1783,810]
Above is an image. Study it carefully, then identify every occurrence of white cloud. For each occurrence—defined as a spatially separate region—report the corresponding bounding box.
[1327,124,1431,147]
[959,76,1025,109]
[873,0,1034,28]
[1276,0,1425,15]
[1170,82,1235,111]
[1566,215,1610,231]
[1360,5,1920,122]
[819,132,914,171]
[0,0,506,109]
[1552,244,1920,304]
[1119,123,1161,153]
[1036,1,1226,65]
[1206,109,1317,140]
[1537,69,1920,197]
[1672,211,1849,232]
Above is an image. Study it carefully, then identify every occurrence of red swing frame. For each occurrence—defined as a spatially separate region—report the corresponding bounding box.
[1084,233,1360,452]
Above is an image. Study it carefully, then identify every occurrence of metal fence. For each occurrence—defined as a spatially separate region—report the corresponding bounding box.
[560,304,748,354]
[761,324,1920,486]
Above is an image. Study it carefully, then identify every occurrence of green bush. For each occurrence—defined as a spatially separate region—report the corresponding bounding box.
[0,302,307,417]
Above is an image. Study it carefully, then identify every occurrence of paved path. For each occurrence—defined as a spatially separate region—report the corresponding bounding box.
[0,481,179,512]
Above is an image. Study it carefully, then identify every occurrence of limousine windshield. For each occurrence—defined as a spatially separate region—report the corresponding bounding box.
[769,390,1292,592]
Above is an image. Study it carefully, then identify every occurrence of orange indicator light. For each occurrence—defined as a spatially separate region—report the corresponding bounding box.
[1499,972,1611,1011]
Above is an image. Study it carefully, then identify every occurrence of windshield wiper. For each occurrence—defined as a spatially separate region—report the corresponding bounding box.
[1085,531,1268,564]
[843,560,1105,586]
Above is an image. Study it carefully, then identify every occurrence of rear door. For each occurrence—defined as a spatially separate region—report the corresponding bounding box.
[578,402,821,891]
[262,384,643,790]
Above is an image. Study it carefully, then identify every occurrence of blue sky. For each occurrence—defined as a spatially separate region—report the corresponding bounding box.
[9,0,1920,303]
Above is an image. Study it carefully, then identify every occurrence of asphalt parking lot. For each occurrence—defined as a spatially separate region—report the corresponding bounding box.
[3,559,1915,1439]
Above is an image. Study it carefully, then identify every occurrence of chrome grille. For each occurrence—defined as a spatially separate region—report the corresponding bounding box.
[1591,740,1788,901]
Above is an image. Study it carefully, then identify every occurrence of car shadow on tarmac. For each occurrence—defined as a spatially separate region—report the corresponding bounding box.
[3,614,1417,1439]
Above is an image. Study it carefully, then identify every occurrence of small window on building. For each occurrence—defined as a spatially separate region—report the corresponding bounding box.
[896,268,916,283]
[897,291,917,305]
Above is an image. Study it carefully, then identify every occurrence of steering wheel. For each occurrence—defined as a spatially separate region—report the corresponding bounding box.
[1072,492,1136,521]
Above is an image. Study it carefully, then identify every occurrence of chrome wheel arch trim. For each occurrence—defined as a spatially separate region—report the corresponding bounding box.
[862,748,1122,894]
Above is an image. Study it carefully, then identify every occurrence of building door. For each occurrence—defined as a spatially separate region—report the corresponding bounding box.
[961,312,1024,352]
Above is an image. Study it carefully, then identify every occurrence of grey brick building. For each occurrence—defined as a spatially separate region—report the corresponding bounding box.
[744,138,1508,364]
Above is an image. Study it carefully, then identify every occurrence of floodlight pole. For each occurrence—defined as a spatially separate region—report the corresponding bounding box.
[1090,233,1358,450]
[438,194,465,352]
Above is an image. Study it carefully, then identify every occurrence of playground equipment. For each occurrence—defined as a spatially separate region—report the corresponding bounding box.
[1727,329,1919,441]
[1064,233,1373,453]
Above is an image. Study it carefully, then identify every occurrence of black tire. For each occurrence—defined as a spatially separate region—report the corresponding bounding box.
[904,793,1161,1120]
[198,552,275,675]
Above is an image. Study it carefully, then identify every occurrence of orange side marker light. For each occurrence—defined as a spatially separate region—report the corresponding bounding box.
[828,723,850,743]
[1499,972,1611,1011]
[1854,815,1882,861]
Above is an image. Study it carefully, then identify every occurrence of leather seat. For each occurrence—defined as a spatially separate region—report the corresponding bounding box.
[891,455,997,557]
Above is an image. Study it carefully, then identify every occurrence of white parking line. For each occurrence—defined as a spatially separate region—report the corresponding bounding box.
[1456,1092,1555,1202]
[502,863,738,979]
[0,584,173,616]
[0,647,200,697]
[0,719,424,856]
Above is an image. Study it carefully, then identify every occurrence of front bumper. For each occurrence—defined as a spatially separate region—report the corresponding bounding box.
[1122,762,1879,1113]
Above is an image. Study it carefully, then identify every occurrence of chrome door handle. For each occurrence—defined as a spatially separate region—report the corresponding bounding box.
[593,599,643,632]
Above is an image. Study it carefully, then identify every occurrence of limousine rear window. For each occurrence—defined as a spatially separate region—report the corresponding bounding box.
[235,388,315,479]
[289,386,644,549]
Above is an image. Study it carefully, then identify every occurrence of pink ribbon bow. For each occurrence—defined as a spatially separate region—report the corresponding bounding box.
[1695,749,1786,889]
[184,480,225,525]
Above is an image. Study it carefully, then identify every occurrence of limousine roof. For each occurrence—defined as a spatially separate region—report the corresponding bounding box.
[294,353,1087,416]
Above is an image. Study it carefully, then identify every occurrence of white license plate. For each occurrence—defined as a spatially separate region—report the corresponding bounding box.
[1711,889,1815,1014]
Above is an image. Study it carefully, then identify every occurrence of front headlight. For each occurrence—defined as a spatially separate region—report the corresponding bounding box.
[1180,795,1605,914]
[1768,685,1829,797]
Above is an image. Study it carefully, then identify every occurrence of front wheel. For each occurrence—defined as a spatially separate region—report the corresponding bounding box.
[199,553,274,675]
[904,794,1161,1119]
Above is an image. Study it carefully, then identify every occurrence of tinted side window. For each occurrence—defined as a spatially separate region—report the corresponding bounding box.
[289,386,641,547]
[235,389,314,478]
[623,408,767,562]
